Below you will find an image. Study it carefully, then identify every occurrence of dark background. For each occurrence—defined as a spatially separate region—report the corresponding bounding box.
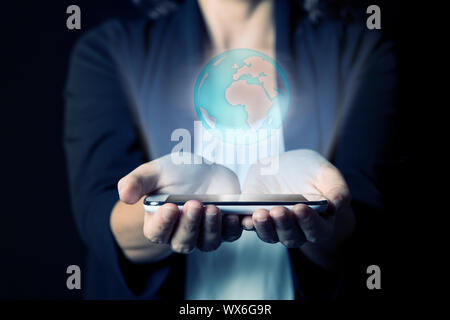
[2,1,415,300]
[2,1,142,299]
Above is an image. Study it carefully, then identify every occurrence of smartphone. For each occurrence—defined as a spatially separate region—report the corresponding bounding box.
[143,194,328,215]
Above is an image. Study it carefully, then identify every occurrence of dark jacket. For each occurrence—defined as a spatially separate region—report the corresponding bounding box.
[64,0,403,300]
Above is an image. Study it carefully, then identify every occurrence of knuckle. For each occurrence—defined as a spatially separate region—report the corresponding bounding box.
[171,243,194,254]
[142,225,153,239]
[199,240,221,252]
[157,220,172,233]
[143,229,163,244]
[143,227,163,243]
[307,234,325,243]
[148,236,164,244]
[282,239,300,248]
[183,222,199,233]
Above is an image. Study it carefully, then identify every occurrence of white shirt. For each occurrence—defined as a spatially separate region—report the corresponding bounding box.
[184,125,294,300]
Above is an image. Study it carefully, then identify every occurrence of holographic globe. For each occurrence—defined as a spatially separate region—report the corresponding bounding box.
[194,49,290,144]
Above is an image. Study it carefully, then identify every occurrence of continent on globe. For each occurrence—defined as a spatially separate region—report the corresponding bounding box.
[226,57,279,130]
[225,80,272,130]
[232,56,278,98]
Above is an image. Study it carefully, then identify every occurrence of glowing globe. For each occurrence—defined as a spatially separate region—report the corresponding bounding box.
[194,49,290,144]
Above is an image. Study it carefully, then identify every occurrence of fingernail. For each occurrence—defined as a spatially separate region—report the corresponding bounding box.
[242,219,253,230]
[206,206,218,217]
[294,206,309,219]
[271,209,285,218]
[255,213,267,223]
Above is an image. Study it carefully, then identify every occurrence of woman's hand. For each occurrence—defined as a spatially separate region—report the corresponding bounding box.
[117,153,243,256]
[241,149,355,270]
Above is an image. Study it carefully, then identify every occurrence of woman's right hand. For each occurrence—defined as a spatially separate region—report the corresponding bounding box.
[117,153,243,254]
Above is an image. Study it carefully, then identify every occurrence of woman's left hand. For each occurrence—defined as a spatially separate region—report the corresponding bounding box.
[242,149,355,270]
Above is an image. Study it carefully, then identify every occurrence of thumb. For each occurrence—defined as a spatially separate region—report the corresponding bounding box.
[117,161,160,204]
[315,165,351,214]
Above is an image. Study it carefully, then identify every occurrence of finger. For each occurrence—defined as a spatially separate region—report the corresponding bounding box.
[293,204,333,243]
[241,215,254,231]
[118,161,160,204]
[143,203,180,244]
[315,165,351,214]
[252,209,278,243]
[198,205,222,252]
[170,200,204,253]
[222,214,242,242]
[270,206,306,248]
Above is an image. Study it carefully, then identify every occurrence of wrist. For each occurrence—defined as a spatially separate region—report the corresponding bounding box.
[124,244,173,264]
[299,242,341,271]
